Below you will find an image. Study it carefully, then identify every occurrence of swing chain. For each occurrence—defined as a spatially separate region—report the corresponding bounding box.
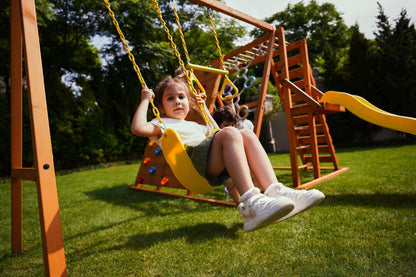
[207,9,226,73]
[103,0,146,88]
[171,0,191,65]
[151,0,214,131]
[207,9,242,103]
[104,0,163,123]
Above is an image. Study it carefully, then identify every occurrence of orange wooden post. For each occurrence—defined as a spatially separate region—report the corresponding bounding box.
[10,0,67,276]
[252,30,276,137]
[275,28,301,187]
[10,0,23,254]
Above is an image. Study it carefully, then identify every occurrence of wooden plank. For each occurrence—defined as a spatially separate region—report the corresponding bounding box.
[304,156,335,163]
[294,168,349,190]
[286,39,303,52]
[287,54,302,67]
[290,104,315,116]
[275,27,301,187]
[308,114,320,179]
[253,30,276,137]
[11,168,37,181]
[10,0,23,254]
[190,0,274,32]
[298,135,327,145]
[20,0,67,275]
[282,79,322,109]
[293,79,306,90]
[130,186,237,207]
[288,67,305,80]
[299,39,312,96]
[311,85,324,99]
[318,114,340,169]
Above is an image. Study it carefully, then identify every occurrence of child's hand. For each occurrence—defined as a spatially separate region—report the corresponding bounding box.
[141,87,154,103]
[195,94,207,106]
[191,94,207,112]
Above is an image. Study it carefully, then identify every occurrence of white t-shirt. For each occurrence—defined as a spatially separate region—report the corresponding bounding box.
[150,118,209,146]
[236,119,254,131]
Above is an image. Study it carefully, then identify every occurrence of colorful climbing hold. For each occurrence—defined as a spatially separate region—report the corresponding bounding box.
[161,177,169,186]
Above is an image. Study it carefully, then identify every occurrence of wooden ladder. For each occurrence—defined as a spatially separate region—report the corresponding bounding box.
[272,27,348,189]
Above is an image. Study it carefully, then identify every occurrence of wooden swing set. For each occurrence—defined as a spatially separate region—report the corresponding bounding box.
[9,0,348,275]
[131,0,348,205]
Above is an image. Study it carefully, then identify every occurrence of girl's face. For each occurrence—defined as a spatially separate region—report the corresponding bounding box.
[161,83,190,120]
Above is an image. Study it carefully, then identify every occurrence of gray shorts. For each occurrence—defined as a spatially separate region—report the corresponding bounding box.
[185,131,230,187]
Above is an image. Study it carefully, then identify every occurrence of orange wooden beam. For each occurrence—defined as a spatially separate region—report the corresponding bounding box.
[13,0,67,276]
[10,0,23,254]
[189,0,274,32]
[252,30,276,137]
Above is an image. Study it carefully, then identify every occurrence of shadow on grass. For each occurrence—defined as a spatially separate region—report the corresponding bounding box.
[111,222,241,251]
[63,221,241,262]
[61,185,241,260]
[85,182,416,212]
[322,193,416,209]
[84,184,231,216]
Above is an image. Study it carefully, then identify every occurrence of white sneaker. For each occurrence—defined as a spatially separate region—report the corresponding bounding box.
[237,188,294,232]
[264,183,325,223]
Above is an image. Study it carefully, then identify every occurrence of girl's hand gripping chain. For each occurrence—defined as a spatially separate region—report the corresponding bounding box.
[141,86,155,103]
[190,94,219,132]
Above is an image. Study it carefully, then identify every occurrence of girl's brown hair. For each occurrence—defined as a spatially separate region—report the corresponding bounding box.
[212,105,237,127]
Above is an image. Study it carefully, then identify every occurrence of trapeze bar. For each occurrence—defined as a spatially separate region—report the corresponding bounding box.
[187,63,229,75]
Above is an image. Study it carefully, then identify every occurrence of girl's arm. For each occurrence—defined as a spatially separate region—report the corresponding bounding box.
[191,94,219,132]
[131,87,163,138]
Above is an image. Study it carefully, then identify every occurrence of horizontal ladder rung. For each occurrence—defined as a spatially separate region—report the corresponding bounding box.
[304,156,334,163]
[296,145,310,150]
[297,135,326,144]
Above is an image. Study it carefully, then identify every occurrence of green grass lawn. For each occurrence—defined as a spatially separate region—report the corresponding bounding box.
[1,144,415,276]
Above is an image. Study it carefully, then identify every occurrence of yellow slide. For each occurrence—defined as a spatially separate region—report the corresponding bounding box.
[320,91,416,135]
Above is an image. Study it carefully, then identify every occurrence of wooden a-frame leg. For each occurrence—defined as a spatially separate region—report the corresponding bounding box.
[10,0,67,276]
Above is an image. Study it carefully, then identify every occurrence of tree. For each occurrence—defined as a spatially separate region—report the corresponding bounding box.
[372,3,416,118]
[327,24,380,142]
[253,0,350,76]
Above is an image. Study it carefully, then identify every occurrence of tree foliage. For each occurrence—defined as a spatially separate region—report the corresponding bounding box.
[0,0,245,176]
[253,0,350,76]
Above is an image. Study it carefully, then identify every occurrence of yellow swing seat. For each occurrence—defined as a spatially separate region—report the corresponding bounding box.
[161,128,214,194]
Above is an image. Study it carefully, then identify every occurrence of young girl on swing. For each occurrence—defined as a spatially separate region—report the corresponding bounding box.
[131,75,324,232]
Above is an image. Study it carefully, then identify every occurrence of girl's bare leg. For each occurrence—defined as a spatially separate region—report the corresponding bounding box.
[239,129,278,190]
[206,127,254,195]
[207,128,299,232]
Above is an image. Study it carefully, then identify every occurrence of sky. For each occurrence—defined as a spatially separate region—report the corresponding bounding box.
[223,0,416,39]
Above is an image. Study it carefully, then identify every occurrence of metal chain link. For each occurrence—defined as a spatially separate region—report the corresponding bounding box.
[151,0,213,130]
[103,0,162,122]
[207,10,236,96]
[171,0,190,64]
